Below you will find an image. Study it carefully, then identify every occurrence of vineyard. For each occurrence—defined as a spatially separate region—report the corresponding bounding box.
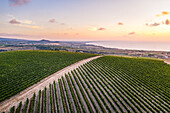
[0,50,97,102]
[2,56,169,113]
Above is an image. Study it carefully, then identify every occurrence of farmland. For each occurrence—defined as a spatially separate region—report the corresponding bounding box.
[2,55,169,113]
[0,50,97,102]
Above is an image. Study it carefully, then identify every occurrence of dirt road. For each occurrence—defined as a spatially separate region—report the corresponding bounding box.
[0,56,101,113]
[164,61,170,65]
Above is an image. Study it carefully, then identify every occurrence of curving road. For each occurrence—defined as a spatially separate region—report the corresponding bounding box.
[0,55,101,113]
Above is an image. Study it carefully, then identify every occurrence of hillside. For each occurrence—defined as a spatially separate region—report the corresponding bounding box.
[1,55,170,113]
[0,50,97,102]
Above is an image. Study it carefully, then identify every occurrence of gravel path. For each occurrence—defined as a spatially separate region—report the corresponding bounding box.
[0,56,100,113]
[164,61,170,65]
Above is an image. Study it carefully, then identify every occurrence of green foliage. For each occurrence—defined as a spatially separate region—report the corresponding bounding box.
[30,93,36,113]
[6,55,169,113]
[88,56,169,112]
[37,90,41,113]
[44,87,47,113]
[78,67,106,113]
[62,76,74,113]
[24,98,29,113]
[16,102,22,113]
[95,56,170,99]
[65,74,81,113]
[58,79,67,113]
[10,106,15,113]
[72,70,94,113]
[0,50,96,102]
[49,84,53,113]
[53,81,59,113]
[69,73,86,113]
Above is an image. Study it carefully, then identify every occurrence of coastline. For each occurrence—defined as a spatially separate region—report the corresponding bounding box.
[86,41,170,52]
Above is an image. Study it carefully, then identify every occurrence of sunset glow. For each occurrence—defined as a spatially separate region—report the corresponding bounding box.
[0,0,170,42]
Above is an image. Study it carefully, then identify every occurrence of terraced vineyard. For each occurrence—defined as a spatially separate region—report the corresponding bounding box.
[2,56,170,113]
[0,50,96,102]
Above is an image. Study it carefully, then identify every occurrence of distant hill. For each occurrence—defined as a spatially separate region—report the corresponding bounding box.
[40,39,59,43]
[0,37,59,44]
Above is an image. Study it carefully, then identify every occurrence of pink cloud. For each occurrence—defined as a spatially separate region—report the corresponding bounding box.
[9,19,21,24]
[145,22,160,27]
[165,19,170,25]
[128,32,135,35]
[97,27,106,30]
[49,19,56,23]
[9,0,30,6]
[118,22,124,25]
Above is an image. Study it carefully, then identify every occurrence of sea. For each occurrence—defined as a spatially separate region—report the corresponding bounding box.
[86,41,170,52]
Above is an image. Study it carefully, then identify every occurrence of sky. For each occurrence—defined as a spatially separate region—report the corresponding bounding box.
[0,0,170,42]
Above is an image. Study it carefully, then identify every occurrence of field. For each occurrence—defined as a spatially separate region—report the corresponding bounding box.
[4,55,169,113]
[0,50,97,102]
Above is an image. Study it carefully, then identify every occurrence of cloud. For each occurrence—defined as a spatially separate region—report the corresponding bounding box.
[87,26,106,31]
[128,32,135,35]
[9,18,42,29]
[49,19,66,26]
[165,19,170,25]
[156,14,161,17]
[146,19,170,26]
[88,26,97,31]
[17,24,42,29]
[49,19,56,23]
[162,11,170,15]
[146,22,160,27]
[9,0,30,6]
[118,22,124,25]
[97,27,106,30]
[9,19,42,29]
[9,19,21,24]
[21,20,33,24]
[156,11,170,17]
